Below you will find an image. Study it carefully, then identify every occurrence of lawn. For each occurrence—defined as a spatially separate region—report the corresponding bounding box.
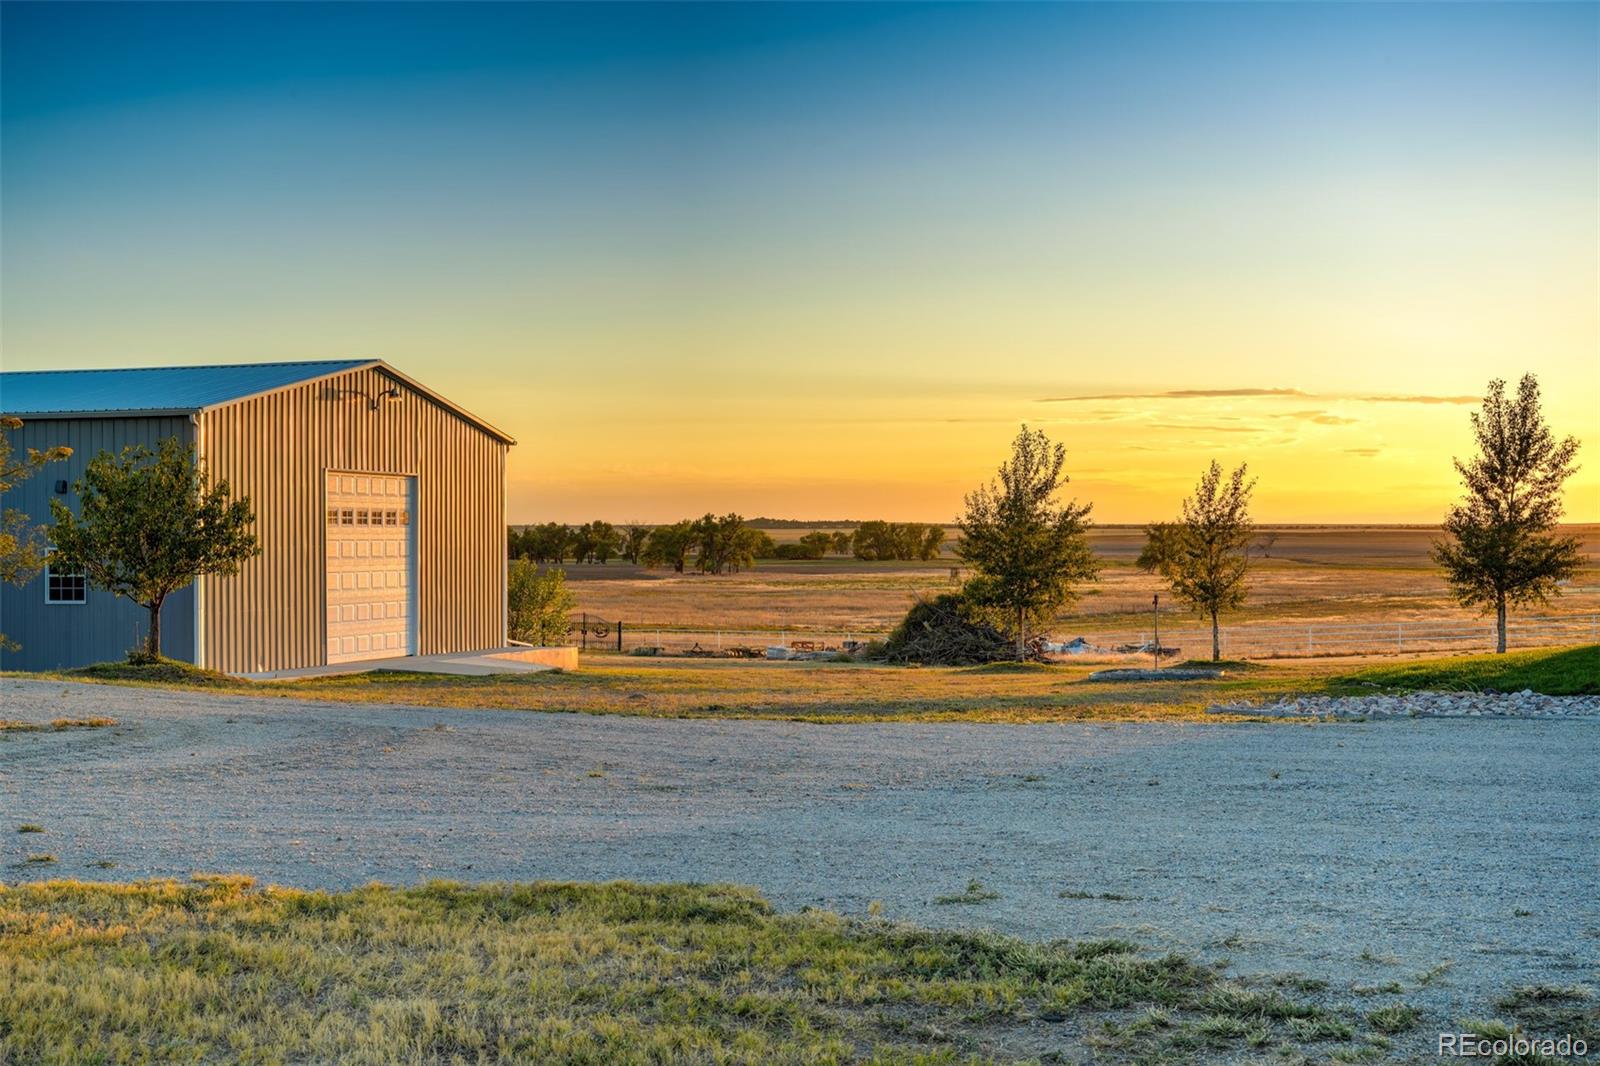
[1331,644,1600,696]
[21,644,1598,723]
[1,876,1419,1065]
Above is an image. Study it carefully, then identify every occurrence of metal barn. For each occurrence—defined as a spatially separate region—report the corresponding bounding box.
[0,360,513,674]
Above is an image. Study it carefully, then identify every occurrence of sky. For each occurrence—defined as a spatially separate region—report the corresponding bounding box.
[2,2,1596,524]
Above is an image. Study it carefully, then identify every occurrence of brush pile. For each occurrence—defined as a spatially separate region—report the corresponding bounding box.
[881,593,1022,665]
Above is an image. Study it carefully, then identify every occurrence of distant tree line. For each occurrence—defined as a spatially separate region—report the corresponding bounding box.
[507,518,946,568]
[509,514,771,574]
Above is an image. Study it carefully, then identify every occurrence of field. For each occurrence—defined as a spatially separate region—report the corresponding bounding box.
[560,526,1600,659]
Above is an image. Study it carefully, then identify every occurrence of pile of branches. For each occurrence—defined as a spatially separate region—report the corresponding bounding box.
[881,593,1024,665]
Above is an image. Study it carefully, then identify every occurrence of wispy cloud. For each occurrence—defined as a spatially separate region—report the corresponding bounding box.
[1358,394,1478,405]
[1039,388,1309,403]
[1344,448,1381,457]
[1148,423,1260,433]
[1281,410,1360,426]
[1038,388,1478,406]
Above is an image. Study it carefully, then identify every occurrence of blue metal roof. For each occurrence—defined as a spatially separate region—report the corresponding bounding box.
[0,360,376,417]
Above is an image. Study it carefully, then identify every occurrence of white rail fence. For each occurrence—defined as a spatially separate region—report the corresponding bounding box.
[1083,614,1600,660]
[591,613,1600,660]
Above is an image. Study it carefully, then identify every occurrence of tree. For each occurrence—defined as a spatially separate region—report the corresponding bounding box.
[585,520,619,564]
[692,512,762,574]
[852,520,890,560]
[1,417,72,649]
[48,437,259,661]
[1432,375,1583,654]
[1152,461,1256,662]
[748,529,776,564]
[956,426,1099,659]
[796,531,832,559]
[507,560,577,645]
[830,530,854,555]
[525,522,572,564]
[622,524,650,564]
[569,523,596,564]
[919,524,946,561]
[1135,522,1182,574]
[642,520,696,572]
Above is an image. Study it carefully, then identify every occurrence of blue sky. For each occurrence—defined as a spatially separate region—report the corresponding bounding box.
[3,2,1596,521]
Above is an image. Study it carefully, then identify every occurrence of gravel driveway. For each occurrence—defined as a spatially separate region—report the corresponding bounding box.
[4,677,1595,1028]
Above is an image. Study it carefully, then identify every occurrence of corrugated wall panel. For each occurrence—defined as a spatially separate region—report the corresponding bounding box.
[0,416,197,670]
[197,366,507,674]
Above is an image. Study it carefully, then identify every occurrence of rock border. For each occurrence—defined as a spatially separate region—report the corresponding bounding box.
[1208,691,1600,719]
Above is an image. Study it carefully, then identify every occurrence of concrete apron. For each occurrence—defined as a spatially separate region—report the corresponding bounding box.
[243,645,578,681]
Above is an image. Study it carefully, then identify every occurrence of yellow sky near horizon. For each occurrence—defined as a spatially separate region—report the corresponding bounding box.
[498,371,1599,525]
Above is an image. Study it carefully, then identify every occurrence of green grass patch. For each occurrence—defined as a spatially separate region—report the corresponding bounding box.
[67,657,238,687]
[1366,1002,1422,1033]
[0,876,1367,1065]
[1495,984,1598,1045]
[1332,644,1600,696]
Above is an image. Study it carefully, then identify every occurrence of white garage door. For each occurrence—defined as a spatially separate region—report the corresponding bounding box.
[325,473,416,664]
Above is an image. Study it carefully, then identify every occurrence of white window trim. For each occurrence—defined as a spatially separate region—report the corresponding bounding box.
[44,564,87,606]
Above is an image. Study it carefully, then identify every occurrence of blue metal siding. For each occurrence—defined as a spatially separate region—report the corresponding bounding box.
[0,417,197,671]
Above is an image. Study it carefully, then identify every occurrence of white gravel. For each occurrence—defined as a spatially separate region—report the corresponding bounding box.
[3,677,1596,1033]
[1210,690,1600,719]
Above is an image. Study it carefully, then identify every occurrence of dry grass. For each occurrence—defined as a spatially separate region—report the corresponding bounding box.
[561,526,1600,637]
[0,875,1397,1065]
[18,646,1593,724]
[51,716,117,729]
[42,656,1341,723]
[0,716,117,732]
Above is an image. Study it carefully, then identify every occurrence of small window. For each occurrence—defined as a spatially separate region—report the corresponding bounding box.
[355,509,369,526]
[399,510,410,526]
[327,508,339,526]
[384,510,397,526]
[46,566,86,605]
[341,509,354,525]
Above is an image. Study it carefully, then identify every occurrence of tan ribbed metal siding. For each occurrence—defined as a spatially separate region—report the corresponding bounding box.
[197,366,507,674]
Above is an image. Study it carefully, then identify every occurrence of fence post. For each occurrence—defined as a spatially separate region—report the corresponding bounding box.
[1397,623,1403,653]
[581,612,587,651]
[616,621,623,653]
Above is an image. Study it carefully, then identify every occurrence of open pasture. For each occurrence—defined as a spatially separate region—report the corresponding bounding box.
[561,526,1600,657]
